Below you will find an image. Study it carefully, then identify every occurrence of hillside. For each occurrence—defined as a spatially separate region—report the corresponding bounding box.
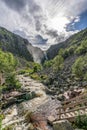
[39,28,87,96]
[0,28,87,130]
[47,28,87,59]
[0,27,45,63]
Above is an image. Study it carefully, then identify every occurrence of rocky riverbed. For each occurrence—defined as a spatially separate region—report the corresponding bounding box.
[2,75,61,130]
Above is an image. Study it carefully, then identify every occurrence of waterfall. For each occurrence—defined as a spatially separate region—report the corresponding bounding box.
[44,51,48,60]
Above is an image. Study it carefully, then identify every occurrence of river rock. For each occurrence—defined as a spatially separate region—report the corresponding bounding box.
[53,120,74,130]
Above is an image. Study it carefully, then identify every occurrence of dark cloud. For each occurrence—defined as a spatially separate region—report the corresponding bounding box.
[28,0,41,14]
[34,35,48,45]
[44,25,59,38]
[2,0,26,12]
[2,0,62,41]
[35,20,42,31]
[1,0,87,50]
[2,0,44,32]
[46,29,58,38]
[44,25,65,43]
[27,0,44,32]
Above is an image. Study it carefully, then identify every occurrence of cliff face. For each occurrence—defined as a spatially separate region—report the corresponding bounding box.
[0,27,45,63]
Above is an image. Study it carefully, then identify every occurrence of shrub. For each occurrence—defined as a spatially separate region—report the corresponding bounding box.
[18,68,33,75]
[53,55,64,72]
[0,114,4,130]
[40,74,48,80]
[75,40,87,55]
[75,114,87,130]
[18,62,42,75]
[0,50,18,73]
[30,73,41,80]
[61,46,76,59]
[33,63,42,72]
[72,55,87,79]
[84,73,87,81]
[5,73,21,91]
[0,85,8,93]
[43,60,53,68]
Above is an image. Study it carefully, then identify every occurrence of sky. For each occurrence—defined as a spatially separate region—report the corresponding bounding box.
[0,0,87,50]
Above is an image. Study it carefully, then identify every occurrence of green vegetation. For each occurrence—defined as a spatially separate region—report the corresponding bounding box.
[0,114,4,130]
[44,50,64,73]
[75,40,87,55]
[43,60,53,68]
[0,115,2,129]
[5,73,21,90]
[18,62,43,81]
[2,125,14,130]
[53,55,64,72]
[0,49,21,92]
[18,68,33,75]
[51,45,76,61]
[30,73,41,80]
[0,27,33,62]
[32,62,42,72]
[58,46,76,59]
[0,27,87,129]
[72,55,87,80]
[47,28,87,60]
[75,114,87,130]
[19,62,40,75]
[0,49,18,74]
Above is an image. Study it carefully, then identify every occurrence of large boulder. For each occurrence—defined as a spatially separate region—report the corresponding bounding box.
[53,120,74,130]
[47,116,56,125]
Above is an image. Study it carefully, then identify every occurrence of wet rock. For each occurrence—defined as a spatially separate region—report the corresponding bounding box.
[53,120,74,130]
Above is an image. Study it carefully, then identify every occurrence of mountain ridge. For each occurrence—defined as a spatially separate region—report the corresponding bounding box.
[47,28,87,59]
[0,27,45,63]
[0,26,87,64]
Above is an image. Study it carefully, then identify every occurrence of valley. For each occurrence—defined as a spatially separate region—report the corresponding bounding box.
[0,27,87,130]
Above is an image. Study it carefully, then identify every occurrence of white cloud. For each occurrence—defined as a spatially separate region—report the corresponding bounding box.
[0,0,87,50]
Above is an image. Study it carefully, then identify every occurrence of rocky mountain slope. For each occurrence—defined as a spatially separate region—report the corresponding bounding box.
[40,28,87,96]
[47,28,87,59]
[0,27,45,63]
